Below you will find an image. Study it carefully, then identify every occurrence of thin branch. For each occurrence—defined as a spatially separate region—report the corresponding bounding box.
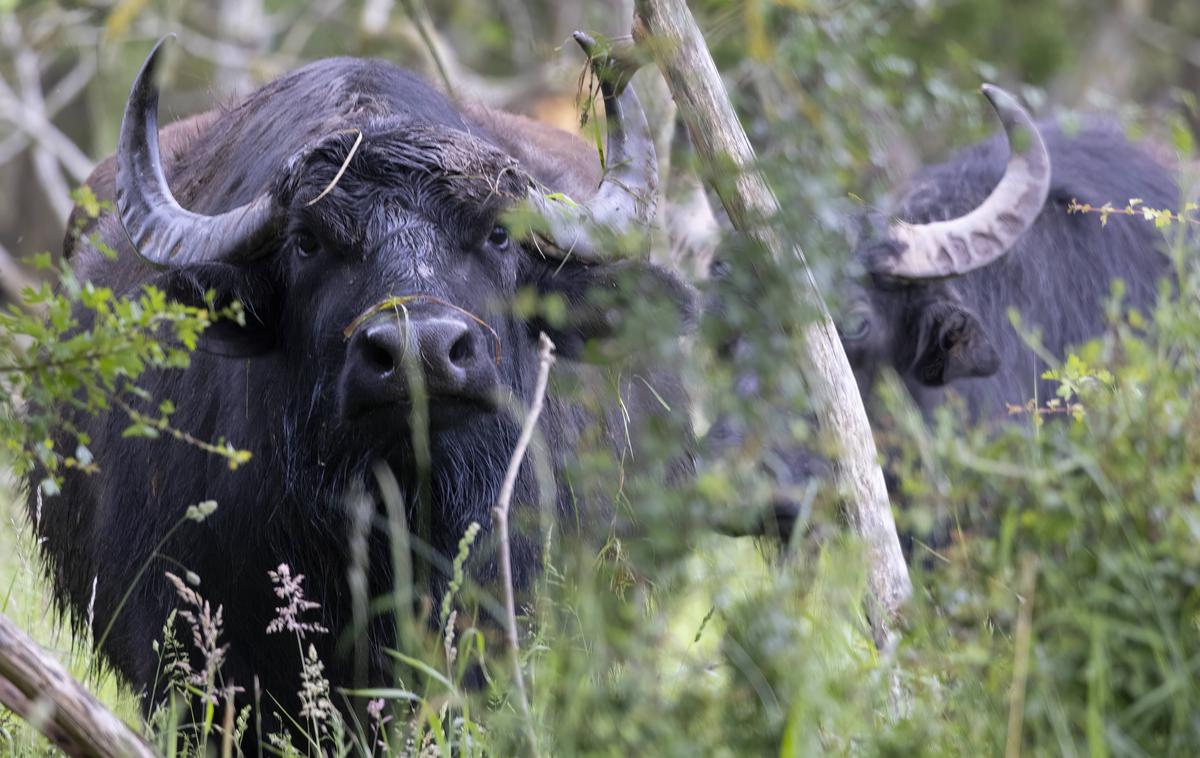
[29,148,74,225]
[113,395,252,468]
[0,14,93,228]
[395,0,456,96]
[277,0,347,60]
[0,56,97,167]
[492,332,555,758]
[10,16,71,227]
[43,55,97,117]
[385,13,559,108]
[494,0,537,67]
[0,80,92,181]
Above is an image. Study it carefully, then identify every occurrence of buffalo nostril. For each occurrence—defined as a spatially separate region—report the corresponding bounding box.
[448,331,475,368]
[358,323,405,377]
[362,338,396,375]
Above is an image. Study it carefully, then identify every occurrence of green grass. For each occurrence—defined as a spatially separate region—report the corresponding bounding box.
[0,477,141,755]
[0,470,804,756]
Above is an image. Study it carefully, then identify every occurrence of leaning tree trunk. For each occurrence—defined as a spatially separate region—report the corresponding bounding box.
[0,612,157,757]
[632,0,911,663]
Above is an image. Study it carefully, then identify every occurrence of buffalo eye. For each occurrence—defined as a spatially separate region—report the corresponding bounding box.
[840,309,873,341]
[487,224,510,251]
[295,230,320,258]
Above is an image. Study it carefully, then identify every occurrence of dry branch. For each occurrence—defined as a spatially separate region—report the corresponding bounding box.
[0,240,35,304]
[0,612,156,758]
[0,14,94,227]
[632,0,911,657]
[492,332,555,758]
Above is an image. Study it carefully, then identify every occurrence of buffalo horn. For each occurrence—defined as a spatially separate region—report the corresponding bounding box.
[117,36,277,267]
[875,84,1051,279]
[529,32,658,262]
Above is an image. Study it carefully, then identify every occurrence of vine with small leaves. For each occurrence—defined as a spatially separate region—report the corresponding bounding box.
[1067,197,1200,228]
[1007,353,1116,425]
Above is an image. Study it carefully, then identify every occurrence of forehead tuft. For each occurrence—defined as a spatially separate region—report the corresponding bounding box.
[294,118,529,211]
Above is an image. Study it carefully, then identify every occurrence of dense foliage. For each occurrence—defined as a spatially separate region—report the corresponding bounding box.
[0,191,247,494]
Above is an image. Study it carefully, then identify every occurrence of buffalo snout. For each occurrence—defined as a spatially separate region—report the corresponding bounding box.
[340,306,499,422]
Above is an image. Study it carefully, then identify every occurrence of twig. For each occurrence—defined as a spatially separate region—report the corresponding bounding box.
[633,0,911,709]
[0,612,157,758]
[492,332,555,758]
[277,0,347,60]
[395,0,456,96]
[1067,198,1200,227]
[113,395,252,469]
[384,15,558,108]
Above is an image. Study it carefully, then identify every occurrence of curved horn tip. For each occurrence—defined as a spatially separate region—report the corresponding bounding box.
[572,30,598,56]
[979,83,1034,122]
[572,31,645,92]
[136,34,177,83]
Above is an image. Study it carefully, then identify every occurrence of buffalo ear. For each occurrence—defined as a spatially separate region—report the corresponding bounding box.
[909,299,999,386]
[530,259,698,360]
[149,264,279,357]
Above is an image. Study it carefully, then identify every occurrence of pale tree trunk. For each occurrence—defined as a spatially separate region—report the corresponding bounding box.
[0,612,156,757]
[632,0,911,668]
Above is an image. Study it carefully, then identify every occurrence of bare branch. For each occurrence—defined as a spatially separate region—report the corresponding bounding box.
[0,14,93,225]
[0,240,35,304]
[29,149,73,226]
[381,12,562,109]
[0,612,157,758]
[0,81,92,181]
[43,56,97,117]
[492,332,555,758]
[277,0,348,61]
[396,0,457,96]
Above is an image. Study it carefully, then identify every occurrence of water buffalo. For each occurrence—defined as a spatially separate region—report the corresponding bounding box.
[839,89,1175,423]
[707,87,1178,546]
[784,88,1179,554]
[32,35,696,735]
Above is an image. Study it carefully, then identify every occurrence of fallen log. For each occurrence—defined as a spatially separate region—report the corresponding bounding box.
[0,612,156,757]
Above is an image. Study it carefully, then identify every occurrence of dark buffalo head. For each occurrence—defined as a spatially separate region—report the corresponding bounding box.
[837,85,1051,401]
[116,36,693,456]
